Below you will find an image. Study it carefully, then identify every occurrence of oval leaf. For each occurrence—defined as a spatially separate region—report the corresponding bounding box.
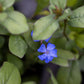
[57,49,76,60]
[0,0,15,10]
[2,11,29,34]
[57,61,81,84]
[52,57,69,67]
[7,53,24,74]
[68,6,84,28]
[0,13,7,22]
[33,14,59,40]
[51,49,77,67]
[9,35,28,58]
[0,62,21,84]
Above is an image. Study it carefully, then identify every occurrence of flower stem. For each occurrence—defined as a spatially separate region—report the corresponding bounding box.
[41,40,43,45]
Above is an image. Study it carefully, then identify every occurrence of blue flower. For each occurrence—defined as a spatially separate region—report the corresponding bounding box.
[31,31,51,42]
[38,43,57,63]
[45,37,51,42]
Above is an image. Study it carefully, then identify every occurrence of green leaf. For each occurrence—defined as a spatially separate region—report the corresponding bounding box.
[68,31,77,40]
[68,6,84,28]
[52,57,69,67]
[65,40,76,51]
[0,0,15,10]
[7,53,24,74]
[50,0,67,10]
[67,0,78,7]
[48,69,58,84]
[57,49,76,60]
[48,5,56,14]
[58,8,72,21]
[68,25,84,33]
[0,13,9,35]
[6,6,14,11]
[23,23,40,50]
[66,0,83,8]
[35,0,49,15]
[22,81,36,84]
[9,35,28,58]
[33,14,59,40]
[0,62,21,84]
[79,56,84,71]
[0,25,9,35]
[75,34,84,48]
[49,37,67,49]
[0,36,5,48]
[0,13,7,22]
[52,49,76,67]
[2,11,29,34]
[57,61,81,84]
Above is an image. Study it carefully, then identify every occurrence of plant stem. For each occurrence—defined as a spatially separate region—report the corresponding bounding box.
[63,20,69,41]
[41,40,43,45]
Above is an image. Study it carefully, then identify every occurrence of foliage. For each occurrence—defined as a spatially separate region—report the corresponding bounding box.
[0,0,84,84]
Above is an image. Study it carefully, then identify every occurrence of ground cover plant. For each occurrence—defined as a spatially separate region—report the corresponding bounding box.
[0,0,84,84]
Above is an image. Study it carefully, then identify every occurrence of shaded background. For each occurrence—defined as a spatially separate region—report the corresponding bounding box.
[14,0,37,18]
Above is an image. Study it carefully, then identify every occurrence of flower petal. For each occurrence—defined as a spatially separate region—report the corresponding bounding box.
[45,58,50,63]
[48,56,54,61]
[47,43,56,50]
[34,40,39,42]
[31,31,33,37]
[38,54,46,60]
[49,49,57,57]
[38,44,46,53]
[45,56,53,63]
[45,37,51,42]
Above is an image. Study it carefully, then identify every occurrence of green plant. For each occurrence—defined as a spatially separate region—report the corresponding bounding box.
[0,0,84,84]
